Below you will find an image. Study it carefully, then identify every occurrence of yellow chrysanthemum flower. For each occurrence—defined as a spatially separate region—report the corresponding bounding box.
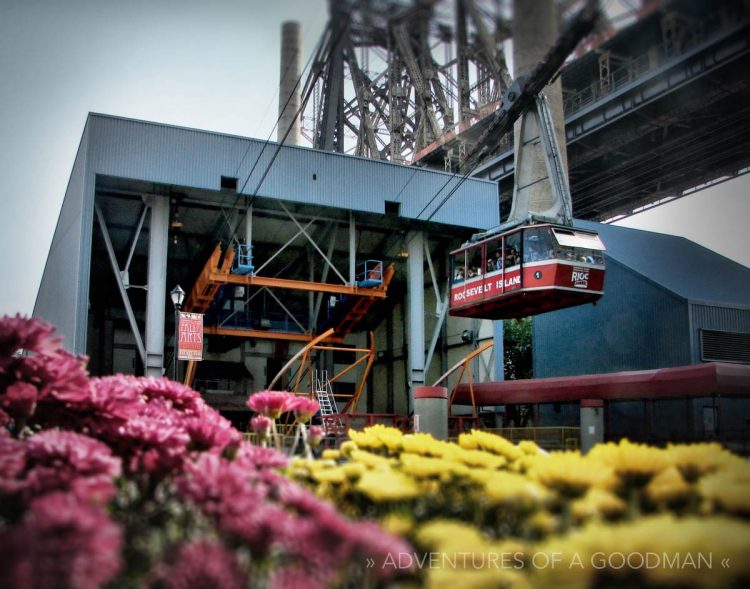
[320,449,340,461]
[445,447,508,470]
[339,440,357,457]
[310,466,347,484]
[645,465,692,505]
[697,469,750,515]
[400,452,471,480]
[666,442,731,481]
[483,471,550,509]
[348,428,384,450]
[350,449,394,469]
[526,509,558,536]
[528,452,616,496]
[380,512,414,537]
[533,515,750,589]
[341,462,366,479]
[518,440,542,456]
[588,439,670,484]
[402,432,455,457]
[458,430,524,461]
[355,468,419,502]
[571,488,627,521]
[424,567,531,589]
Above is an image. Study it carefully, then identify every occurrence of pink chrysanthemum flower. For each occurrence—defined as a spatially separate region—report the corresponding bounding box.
[0,435,26,494]
[268,566,326,589]
[285,396,320,423]
[175,453,267,520]
[250,414,272,435]
[234,441,288,471]
[2,382,38,420]
[23,430,121,505]
[246,390,293,419]
[183,405,241,453]
[0,492,122,589]
[308,425,325,447]
[0,314,59,362]
[137,377,204,413]
[118,398,191,477]
[150,540,246,589]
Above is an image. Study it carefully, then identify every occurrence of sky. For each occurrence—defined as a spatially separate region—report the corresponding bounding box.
[0,0,747,317]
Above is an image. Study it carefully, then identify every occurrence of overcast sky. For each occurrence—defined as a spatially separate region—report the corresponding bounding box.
[0,0,747,317]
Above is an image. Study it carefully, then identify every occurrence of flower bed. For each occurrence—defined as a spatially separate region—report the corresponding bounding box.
[0,316,406,588]
[289,426,750,588]
[2,315,750,588]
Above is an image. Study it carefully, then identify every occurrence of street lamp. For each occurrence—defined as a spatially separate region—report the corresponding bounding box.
[170,285,185,381]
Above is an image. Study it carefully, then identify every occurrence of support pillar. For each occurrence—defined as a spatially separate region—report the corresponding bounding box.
[580,399,604,453]
[414,386,448,440]
[144,195,170,377]
[508,0,567,224]
[349,211,356,285]
[406,231,426,416]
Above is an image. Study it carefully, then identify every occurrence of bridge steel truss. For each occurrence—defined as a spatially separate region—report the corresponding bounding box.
[302,0,512,164]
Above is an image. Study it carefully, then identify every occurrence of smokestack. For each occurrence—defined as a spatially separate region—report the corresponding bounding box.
[278,21,301,145]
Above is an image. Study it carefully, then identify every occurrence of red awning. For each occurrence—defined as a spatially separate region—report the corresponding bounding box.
[453,362,750,405]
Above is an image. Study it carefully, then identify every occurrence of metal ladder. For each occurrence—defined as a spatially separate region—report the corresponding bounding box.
[314,369,339,416]
[314,370,342,434]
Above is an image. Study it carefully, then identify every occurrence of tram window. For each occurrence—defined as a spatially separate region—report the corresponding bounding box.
[523,227,555,262]
[466,246,484,279]
[505,232,520,267]
[452,254,466,283]
[488,239,503,271]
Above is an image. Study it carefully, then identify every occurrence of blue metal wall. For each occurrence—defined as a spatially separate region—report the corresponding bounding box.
[532,257,691,377]
[86,114,498,229]
[689,304,750,363]
[33,121,93,353]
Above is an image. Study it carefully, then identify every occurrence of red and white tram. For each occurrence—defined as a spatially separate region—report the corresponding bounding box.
[449,224,606,319]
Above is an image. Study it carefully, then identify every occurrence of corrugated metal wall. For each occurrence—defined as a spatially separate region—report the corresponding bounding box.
[33,122,93,353]
[87,115,498,229]
[689,303,750,362]
[532,258,691,377]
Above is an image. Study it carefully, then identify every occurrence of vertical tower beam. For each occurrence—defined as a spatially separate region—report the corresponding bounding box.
[144,195,169,377]
[406,230,426,415]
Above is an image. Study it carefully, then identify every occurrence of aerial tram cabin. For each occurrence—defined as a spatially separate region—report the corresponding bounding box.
[449,224,606,320]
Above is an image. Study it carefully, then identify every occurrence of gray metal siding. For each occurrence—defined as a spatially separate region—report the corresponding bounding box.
[33,123,92,353]
[689,304,750,363]
[533,258,691,377]
[87,115,498,229]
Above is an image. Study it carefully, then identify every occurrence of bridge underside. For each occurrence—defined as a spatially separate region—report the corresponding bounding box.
[472,0,750,221]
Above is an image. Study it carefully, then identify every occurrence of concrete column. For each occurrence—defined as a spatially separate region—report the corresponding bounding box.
[406,230,426,415]
[414,386,448,440]
[278,21,301,145]
[144,195,170,377]
[580,399,604,453]
[509,0,567,222]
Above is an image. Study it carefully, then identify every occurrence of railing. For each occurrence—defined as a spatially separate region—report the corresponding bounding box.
[478,426,581,450]
[356,260,383,288]
[562,21,737,117]
[208,309,307,334]
[193,378,244,395]
[322,413,411,438]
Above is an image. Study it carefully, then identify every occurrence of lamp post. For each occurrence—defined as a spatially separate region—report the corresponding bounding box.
[170,285,185,381]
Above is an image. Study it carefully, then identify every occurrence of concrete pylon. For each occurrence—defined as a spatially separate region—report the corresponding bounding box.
[508,0,568,223]
[278,21,301,145]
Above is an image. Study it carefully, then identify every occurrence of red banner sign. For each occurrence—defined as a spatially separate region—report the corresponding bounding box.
[178,312,203,361]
